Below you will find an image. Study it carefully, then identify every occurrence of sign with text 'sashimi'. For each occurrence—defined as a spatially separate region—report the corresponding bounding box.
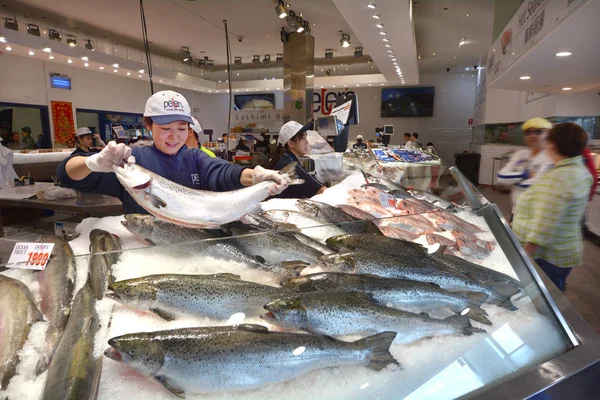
[232,110,284,129]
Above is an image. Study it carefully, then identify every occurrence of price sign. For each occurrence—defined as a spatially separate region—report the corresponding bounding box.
[7,242,55,270]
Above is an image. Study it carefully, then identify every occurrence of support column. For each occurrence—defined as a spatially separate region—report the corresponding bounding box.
[283,32,314,124]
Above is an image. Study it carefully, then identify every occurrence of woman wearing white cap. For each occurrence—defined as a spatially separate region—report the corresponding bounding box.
[352,135,367,150]
[72,127,106,155]
[57,90,289,214]
[268,121,325,199]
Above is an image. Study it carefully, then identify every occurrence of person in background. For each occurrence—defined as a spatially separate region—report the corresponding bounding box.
[57,90,289,214]
[367,139,375,149]
[21,126,36,149]
[512,123,592,290]
[7,132,23,150]
[352,135,367,150]
[269,120,325,199]
[403,133,413,149]
[36,134,44,149]
[72,127,104,155]
[187,117,216,157]
[66,138,75,148]
[582,146,598,200]
[235,137,251,153]
[411,133,423,149]
[497,117,553,217]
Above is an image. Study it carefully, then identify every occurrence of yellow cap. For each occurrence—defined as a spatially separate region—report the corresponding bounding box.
[522,117,552,131]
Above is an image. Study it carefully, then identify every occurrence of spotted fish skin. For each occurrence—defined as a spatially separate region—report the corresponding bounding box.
[89,229,122,300]
[108,274,293,320]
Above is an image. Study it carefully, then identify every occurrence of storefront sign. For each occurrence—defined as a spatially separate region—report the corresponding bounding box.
[51,101,75,143]
[313,88,355,116]
[232,109,283,125]
[486,0,588,84]
[7,242,55,270]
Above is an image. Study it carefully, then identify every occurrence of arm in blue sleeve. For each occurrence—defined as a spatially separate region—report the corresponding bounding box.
[56,154,124,199]
[195,151,246,191]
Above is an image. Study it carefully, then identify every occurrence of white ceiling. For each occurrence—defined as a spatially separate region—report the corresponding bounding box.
[487,0,600,94]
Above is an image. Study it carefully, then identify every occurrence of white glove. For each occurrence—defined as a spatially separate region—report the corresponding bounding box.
[85,142,132,173]
[252,165,291,196]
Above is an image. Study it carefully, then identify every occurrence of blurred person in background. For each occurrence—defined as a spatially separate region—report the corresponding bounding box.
[7,132,23,150]
[411,133,423,149]
[352,135,367,150]
[497,117,554,218]
[403,133,413,149]
[72,128,105,155]
[36,134,44,149]
[21,126,36,149]
[512,123,592,290]
[186,117,216,158]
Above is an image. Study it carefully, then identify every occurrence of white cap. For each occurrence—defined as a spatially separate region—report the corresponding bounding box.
[144,90,193,125]
[278,121,304,146]
[75,127,92,137]
[190,117,202,134]
[356,135,364,140]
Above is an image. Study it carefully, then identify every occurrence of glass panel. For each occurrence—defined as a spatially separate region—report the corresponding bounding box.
[0,104,49,149]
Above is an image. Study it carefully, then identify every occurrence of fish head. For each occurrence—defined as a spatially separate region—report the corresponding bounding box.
[281,276,316,292]
[261,297,309,329]
[318,253,356,273]
[296,200,318,217]
[122,214,155,239]
[264,210,290,222]
[106,335,164,376]
[113,163,152,191]
[107,279,156,306]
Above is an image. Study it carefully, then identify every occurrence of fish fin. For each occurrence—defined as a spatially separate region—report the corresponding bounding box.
[463,326,487,335]
[144,239,156,246]
[252,255,267,263]
[214,273,242,280]
[443,314,471,327]
[492,298,519,311]
[144,192,168,209]
[464,307,493,326]
[457,291,489,308]
[156,376,185,398]
[236,324,269,333]
[351,292,379,304]
[133,177,153,190]
[419,312,431,318]
[357,331,399,371]
[279,161,298,177]
[90,356,104,400]
[150,307,176,321]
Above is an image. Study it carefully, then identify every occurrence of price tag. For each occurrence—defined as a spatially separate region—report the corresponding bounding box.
[378,193,397,210]
[7,242,55,270]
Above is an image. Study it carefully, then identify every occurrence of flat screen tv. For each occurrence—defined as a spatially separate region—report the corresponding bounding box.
[381,87,434,117]
[234,94,275,110]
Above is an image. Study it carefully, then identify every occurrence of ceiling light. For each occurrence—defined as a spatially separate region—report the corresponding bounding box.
[368,3,376,9]
[275,0,287,18]
[180,46,192,64]
[85,40,94,51]
[66,35,77,47]
[112,63,119,68]
[5,46,11,51]
[28,50,35,56]
[49,55,54,60]
[234,56,242,65]
[381,83,384,86]
[340,33,351,48]
[99,66,104,70]
[432,52,436,56]
[368,84,372,86]
[387,50,393,53]
[138,69,145,73]
[138,74,142,78]
[68,59,73,64]
[263,54,271,63]
[0,37,5,43]
[372,14,380,19]
[519,76,531,80]
[325,48,334,59]
[276,53,284,62]
[379,31,386,35]
[354,47,363,57]
[81,56,89,61]
[296,18,305,33]
[286,10,300,30]
[385,44,391,48]
[27,24,40,36]
[562,87,572,91]
[252,55,260,63]
[465,13,470,17]
[43,47,52,53]
[126,72,131,76]
[382,38,389,42]
[84,63,89,67]
[376,23,383,28]
[555,51,572,57]
[4,18,18,31]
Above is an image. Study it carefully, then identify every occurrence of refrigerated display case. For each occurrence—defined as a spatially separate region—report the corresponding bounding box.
[0,166,599,400]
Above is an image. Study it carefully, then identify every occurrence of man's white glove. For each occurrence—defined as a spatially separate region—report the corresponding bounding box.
[252,165,292,196]
[85,142,132,173]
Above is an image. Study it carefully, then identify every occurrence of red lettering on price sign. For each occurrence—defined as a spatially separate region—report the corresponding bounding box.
[7,242,55,270]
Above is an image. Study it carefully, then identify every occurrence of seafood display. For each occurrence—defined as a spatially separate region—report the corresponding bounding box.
[0,168,570,400]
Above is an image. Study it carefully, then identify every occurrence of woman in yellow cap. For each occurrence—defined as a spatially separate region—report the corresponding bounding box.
[497,117,554,218]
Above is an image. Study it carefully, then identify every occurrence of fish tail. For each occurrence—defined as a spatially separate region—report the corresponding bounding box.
[465,307,493,326]
[357,331,399,371]
[460,291,489,308]
[492,298,519,311]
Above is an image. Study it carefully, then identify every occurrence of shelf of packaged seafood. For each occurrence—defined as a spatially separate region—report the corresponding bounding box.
[1,168,599,400]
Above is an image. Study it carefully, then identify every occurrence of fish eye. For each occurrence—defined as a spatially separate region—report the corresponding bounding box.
[124,289,131,295]
[129,349,136,356]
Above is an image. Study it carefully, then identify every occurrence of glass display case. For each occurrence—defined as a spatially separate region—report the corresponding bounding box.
[0,164,599,400]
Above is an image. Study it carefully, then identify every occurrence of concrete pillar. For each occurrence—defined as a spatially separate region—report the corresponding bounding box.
[283,32,314,124]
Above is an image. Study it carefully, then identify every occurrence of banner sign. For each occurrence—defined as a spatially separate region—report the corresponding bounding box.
[51,101,75,143]
[313,88,355,116]
[232,110,284,127]
[486,0,588,85]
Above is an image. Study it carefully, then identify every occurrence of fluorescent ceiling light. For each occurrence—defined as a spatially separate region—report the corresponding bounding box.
[5,46,11,51]
[84,63,89,67]
[519,76,531,80]
[555,51,572,57]
[28,50,34,56]
[562,87,572,91]
[382,38,389,42]
[43,47,52,53]
[368,3,376,9]
[49,55,54,59]
[376,23,383,28]
[372,14,380,19]
[67,59,73,64]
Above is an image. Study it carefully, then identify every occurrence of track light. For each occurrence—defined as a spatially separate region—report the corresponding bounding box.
[48,29,62,41]
[207,60,214,67]
[180,46,192,64]
[4,18,18,31]
[354,47,363,57]
[340,33,351,48]
[296,16,304,32]
[286,11,300,30]
[199,59,206,67]
[301,20,311,34]
[234,56,242,65]
[274,0,287,19]
[66,35,77,47]
[263,55,271,63]
[280,27,289,43]
[85,39,95,51]
[27,24,40,37]
[276,53,284,62]
[252,55,260,64]
[325,49,333,59]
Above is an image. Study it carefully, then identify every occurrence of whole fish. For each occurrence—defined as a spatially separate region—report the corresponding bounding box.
[121,214,297,275]
[262,292,484,344]
[380,214,441,234]
[108,273,293,321]
[282,273,490,325]
[430,252,523,302]
[89,229,122,300]
[455,237,491,260]
[220,221,324,265]
[262,210,347,243]
[41,283,99,400]
[113,162,302,228]
[408,189,455,210]
[434,212,484,235]
[0,275,43,390]
[347,199,396,218]
[36,235,76,375]
[396,198,441,214]
[104,324,398,396]
[361,170,406,191]
[360,183,391,192]
[326,234,429,258]
[297,199,383,235]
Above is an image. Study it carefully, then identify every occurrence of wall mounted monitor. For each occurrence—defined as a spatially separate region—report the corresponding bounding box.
[381,87,434,117]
